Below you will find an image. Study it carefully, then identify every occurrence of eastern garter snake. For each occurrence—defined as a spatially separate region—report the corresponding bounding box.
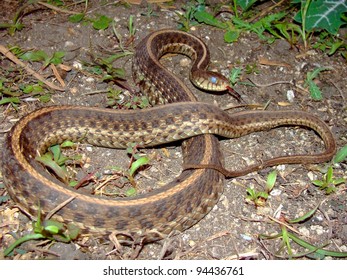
[1,29,337,242]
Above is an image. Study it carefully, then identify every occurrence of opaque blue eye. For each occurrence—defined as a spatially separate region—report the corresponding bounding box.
[210,77,218,84]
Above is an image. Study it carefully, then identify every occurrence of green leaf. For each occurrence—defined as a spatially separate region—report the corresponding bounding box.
[20,50,48,62]
[3,233,44,256]
[266,170,277,192]
[306,67,331,81]
[224,30,240,43]
[125,187,137,197]
[49,145,63,164]
[294,0,347,34]
[288,232,347,258]
[101,51,132,64]
[39,94,51,103]
[0,97,20,105]
[312,180,324,187]
[329,40,345,55]
[257,191,269,199]
[288,203,320,224]
[69,13,85,23]
[229,67,242,85]
[308,80,322,101]
[66,223,80,240]
[325,186,337,195]
[36,152,68,182]
[92,15,112,30]
[237,0,258,11]
[194,10,227,29]
[246,188,256,198]
[281,225,293,255]
[61,140,76,148]
[42,220,65,234]
[332,178,345,186]
[325,166,333,183]
[333,145,347,163]
[50,51,65,65]
[129,156,149,177]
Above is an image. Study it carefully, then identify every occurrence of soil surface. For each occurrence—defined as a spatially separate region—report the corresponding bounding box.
[0,0,346,260]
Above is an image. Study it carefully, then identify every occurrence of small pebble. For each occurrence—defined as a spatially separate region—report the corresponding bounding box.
[286,89,295,102]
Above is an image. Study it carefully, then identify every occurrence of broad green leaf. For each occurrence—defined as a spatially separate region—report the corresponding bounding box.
[329,41,344,55]
[39,94,51,103]
[194,10,227,29]
[93,15,112,30]
[50,51,65,65]
[20,50,48,62]
[69,13,85,23]
[49,145,64,164]
[224,30,240,43]
[66,223,80,239]
[333,145,347,163]
[0,97,20,105]
[294,0,347,34]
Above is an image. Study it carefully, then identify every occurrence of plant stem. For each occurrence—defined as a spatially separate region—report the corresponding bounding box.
[301,0,311,50]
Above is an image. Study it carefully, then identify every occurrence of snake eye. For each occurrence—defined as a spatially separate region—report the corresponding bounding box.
[210,76,218,84]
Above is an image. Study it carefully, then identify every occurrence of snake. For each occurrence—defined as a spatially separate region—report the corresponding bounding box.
[1,29,337,242]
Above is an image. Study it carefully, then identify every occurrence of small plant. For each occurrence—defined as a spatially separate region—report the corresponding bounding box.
[36,142,82,185]
[293,0,347,49]
[313,31,347,59]
[125,143,150,188]
[3,208,80,257]
[0,78,52,107]
[312,145,347,194]
[96,143,150,197]
[312,166,345,194]
[246,170,277,207]
[176,0,346,55]
[229,67,242,86]
[0,3,27,36]
[94,52,132,82]
[9,46,65,69]
[259,204,347,259]
[69,13,113,31]
[176,0,207,31]
[304,67,332,101]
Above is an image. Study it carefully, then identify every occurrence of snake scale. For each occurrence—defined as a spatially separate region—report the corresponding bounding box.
[1,29,336,242]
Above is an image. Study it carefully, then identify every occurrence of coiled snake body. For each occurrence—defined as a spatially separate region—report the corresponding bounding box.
[1,29,336,242]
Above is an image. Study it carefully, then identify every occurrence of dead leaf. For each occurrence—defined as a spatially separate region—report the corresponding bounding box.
[258,56,291,68]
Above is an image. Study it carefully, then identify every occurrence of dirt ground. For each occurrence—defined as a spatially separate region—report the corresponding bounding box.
[0,1,346,260]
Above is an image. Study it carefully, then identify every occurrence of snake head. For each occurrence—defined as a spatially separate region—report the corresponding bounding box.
[190,70,230,92]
